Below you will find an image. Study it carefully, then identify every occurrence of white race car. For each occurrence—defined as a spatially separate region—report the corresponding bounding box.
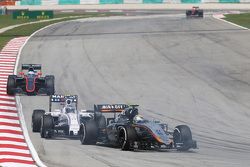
[32,94,93,138]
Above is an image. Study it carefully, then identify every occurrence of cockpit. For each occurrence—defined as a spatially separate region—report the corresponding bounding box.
[133,115,148,124]
[27,68,36,77]
[65,107,76,114]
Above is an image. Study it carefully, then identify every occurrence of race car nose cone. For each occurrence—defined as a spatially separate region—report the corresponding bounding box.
[73,130,78,135]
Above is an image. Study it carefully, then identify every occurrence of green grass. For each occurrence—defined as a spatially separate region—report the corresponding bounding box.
[0,14,33,29]
[0,13,122,50]
[224,13,250,29]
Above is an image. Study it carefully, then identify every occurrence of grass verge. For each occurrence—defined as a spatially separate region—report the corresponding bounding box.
[0,13,122,50]
[224,13,250,29]
[0,13,101,29]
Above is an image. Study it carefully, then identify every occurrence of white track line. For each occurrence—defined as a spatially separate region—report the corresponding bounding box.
[0,112,18,117]
[0,155,33,162]
[0,118,20,124]
[0,140,27,146]
[0,148,29,154]
[0,106,17,110]
[0,56,17,59]
[0,96,15,100]
[0,64,15,67]
[14,33,51,167]
[0,81,8,84]
[0,54,17,57]
[0,91,8,94]
[0,133,24,139]
[0,162,37,167]
[213,13,249,30]
[16,97,44,167]
[0,100,16,104]
[0,69,14,72]
[0,62,15,65]
[0,125,22,131]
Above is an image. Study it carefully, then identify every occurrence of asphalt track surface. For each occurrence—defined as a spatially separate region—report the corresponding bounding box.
[19,14,250,167]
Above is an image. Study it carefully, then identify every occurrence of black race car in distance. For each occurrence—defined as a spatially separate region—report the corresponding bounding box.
[186,6,204,18]
[7,64,55,96]
[79,104,197,151]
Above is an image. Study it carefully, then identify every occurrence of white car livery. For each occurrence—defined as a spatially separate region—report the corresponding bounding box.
[32,94,93,138]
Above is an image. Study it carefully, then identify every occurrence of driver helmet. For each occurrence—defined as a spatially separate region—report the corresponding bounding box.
[65,107,75,113]
[28,67,35,75]
[124,107,139,119]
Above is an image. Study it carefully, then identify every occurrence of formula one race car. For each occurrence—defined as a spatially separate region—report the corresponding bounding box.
[186,6,203,18]
[32,95,93,138]
[7,64,55,96]
[79,104,197,151]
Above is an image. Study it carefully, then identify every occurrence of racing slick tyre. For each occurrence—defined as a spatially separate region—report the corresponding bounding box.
[45,75,55,95]
[64,126,69,136]
[7,75,17,95]
[118,126,137,151]
[173,125,193,151]
[198,10,203,18]
[40,114,54,138]
[32,109,45,132]
[97,115,106,129]
[186,10,191,18]
[80,120,98,145]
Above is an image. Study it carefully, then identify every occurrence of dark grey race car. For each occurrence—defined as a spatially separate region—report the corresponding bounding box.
[79,104,197,151]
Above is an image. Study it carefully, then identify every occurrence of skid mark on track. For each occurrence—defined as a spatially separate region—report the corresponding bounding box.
[80,39,127,102]
[142,35,250,111]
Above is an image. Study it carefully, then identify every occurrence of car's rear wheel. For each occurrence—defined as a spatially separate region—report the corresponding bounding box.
[173,125,193,151]
[7,75,17,95]
[40,114,54,138]
[32,109,45,132]
[198,11,203,17]
[80,120,98,145]
[45,75,55,95]
[97,115,106,129]
[64,126,69,136]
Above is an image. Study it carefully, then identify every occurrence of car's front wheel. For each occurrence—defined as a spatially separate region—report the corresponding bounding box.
[40,114,54,138]
[7,75,17,95]
[173,125,193,151]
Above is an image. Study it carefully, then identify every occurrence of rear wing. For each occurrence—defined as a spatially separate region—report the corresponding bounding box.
[94,104,129,113]
[21,64,42,70]
[49,94,78,112]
